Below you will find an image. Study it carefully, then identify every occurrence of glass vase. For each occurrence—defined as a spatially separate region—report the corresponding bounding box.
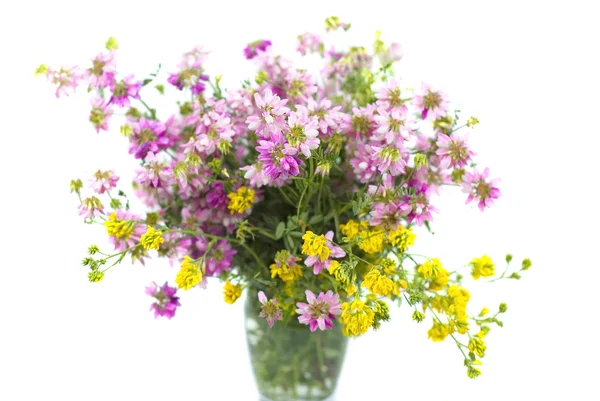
[245,290,348,401]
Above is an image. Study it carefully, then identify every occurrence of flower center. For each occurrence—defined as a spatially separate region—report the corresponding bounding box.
[138,128,157,144]
[423,91,441,109]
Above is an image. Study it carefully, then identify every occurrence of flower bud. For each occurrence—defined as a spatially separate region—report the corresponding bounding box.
[88,270,105,282]
[105,37,119,51]
[70,179,83,194]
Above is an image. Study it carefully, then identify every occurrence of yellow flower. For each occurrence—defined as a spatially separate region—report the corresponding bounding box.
[340,220,367,240]
[417,258,449,291]
[362,269,394,297]
[227,186,255,214]
[175,256,203,290]
[270,262,302,282]
[387,226,416,252]
[417,258,444,279]
[447,285,471,330]
[358,227,385,254]
[223,280,242,304]
[470,255,495,280]
[468,336,487,357]
[340,299,374,336]
[479,307,489,317]
[345,284,358,297]
[140,226,164,250]
[104,212,133,240]
[429,268,449,291]
[301,231,330,262]
[427,320,450,342]
[380,258,397,275]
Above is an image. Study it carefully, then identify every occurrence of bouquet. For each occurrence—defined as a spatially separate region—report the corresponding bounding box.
[37,15,531,399]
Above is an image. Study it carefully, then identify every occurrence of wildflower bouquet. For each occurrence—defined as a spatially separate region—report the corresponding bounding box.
[38,16,530,401]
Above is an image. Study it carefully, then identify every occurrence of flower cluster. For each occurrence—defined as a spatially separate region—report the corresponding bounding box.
[42,19,530,378]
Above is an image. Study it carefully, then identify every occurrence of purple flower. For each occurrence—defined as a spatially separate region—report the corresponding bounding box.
[203,240,237,276]
[244,40,272,60]
[256,131,302,183]
[296,290,341,331]
[258,291,282,328]
[129,117,170,159]
[146,281,181,319]
[400,184,438,226]
[108,74,141,107]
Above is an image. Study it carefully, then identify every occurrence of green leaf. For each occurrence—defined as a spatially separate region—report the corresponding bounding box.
[275,222,285,239]
[284,235,295,253]
[288,231,303,238]
[308,214,323,225]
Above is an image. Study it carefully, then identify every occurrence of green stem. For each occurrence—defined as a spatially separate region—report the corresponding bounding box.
[164,228,235,243]
[277,187,296,207]
[139,99,156,119]
[239,241,268,272]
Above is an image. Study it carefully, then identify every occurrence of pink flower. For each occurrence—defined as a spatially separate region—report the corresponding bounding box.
[379,42,403,65]
[46,66,82,98]
[86,51,116,89]
[240,163,270,188]
[286,112,320,157]
[284,69,318,103]
[375,78,407,113]
[168,46,210,94]
[412,83,450,120]
[89,97,113,133]
[296,290,342,331]
[296,33,323,56]
[436,132,475,169]
[108,74,141,107]
[246,89,290,136]
[349,142,379,183]
[78,196,104,220]
[258,291,283,328]
[373,106,414,144]
[369,200,411,230]
[146,282,181,319]
[400,184,438,226]
[295,98,342,134]
[461,167,501,211]
[134,152,173,188]
[371,144,408,176]
[89,169,119,194]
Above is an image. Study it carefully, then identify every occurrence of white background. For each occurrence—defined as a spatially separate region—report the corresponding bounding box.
[1,0,599,400]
